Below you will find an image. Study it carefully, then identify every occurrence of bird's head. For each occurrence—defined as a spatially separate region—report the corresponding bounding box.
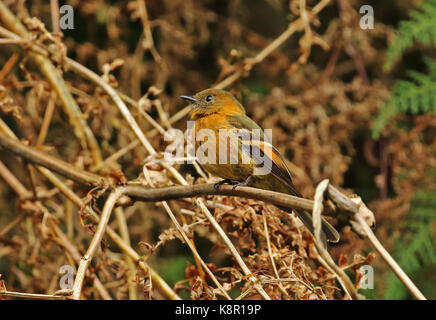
[181,89,245,120]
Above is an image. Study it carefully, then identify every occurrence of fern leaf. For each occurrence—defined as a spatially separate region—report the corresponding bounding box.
[372,66,436,138]
[385,0,436,70]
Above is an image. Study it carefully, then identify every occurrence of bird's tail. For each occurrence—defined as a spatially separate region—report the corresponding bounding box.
[278,206,340,244]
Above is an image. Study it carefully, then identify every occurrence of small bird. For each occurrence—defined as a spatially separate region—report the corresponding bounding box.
[181,89,339,243]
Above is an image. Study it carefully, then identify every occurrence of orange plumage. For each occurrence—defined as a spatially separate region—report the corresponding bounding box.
[181,88,339,243]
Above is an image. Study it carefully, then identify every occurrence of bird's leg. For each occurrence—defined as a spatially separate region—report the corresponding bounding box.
[231,175,253,190]
[214,176,253,190]
[214,179,235,191]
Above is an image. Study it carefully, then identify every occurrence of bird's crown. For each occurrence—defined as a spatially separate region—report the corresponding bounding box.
[181,89,245,119]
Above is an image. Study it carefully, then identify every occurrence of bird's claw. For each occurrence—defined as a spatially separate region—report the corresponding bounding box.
[214,179,233,191]
[214,176,253,191]
[231,183,243,190]
[231,175,253,190]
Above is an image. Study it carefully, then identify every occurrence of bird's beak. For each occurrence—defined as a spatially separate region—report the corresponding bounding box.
[180,95,198,103]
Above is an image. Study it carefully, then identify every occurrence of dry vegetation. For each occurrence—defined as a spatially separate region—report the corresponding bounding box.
[0,0,435,300]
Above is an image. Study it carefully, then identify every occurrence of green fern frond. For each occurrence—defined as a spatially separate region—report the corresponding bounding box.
[384,189,436,299]
[424,57,436,78]
[375,0,436,138]
[372,66,436,138]
[385,0,436,70]
[372,102,398,139]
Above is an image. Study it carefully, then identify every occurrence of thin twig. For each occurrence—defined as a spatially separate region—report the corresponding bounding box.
[262,210,289,298]
[0,133,107,187]
[354,212,426,300]
[114,207,137,300]
[0,52,18,82]
[0,215,23,237]
[0,290,70,300]
[36,91,56,146]
[0,160,32,198]
[137,0,168,88]
[0,38,27,44]
[72,187,125,299]
[50,0,60,33]
[49,220,113,300]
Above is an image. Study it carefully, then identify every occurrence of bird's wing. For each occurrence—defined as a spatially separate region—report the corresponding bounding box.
[252,140,302,197]
[227,114,340,243]
[227,114,301,196]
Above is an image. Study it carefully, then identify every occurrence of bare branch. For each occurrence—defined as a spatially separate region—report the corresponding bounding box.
[354,205,426,300]
[0,133,107,187]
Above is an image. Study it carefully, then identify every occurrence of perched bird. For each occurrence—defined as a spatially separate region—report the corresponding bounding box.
[181,88,339,243]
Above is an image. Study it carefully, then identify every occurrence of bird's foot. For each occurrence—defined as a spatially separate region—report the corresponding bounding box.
[214,179,234,191]
[231,175,253,190]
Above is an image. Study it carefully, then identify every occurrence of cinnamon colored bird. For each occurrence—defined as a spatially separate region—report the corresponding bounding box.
[181,89,339,243]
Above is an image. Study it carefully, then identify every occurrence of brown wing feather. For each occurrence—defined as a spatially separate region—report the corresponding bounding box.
[226,114,298,191]
[244,136,301,196]
[260,143,301,196]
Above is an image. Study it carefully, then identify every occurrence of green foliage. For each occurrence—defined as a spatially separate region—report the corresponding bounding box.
[159,255,192,286]
[384,0,436,71]
[384,190,436,299]
[374,1,436,291]
[372,62,436,138]
[373,0,436,139]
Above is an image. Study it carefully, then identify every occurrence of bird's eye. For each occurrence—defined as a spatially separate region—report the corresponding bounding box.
[205,95,214,102]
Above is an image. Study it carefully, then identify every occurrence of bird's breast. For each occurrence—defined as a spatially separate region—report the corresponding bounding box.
[193,114,255,180]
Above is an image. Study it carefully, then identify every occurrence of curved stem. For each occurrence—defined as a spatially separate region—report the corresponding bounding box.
[72,187,125,300]
[312,180,360,300]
